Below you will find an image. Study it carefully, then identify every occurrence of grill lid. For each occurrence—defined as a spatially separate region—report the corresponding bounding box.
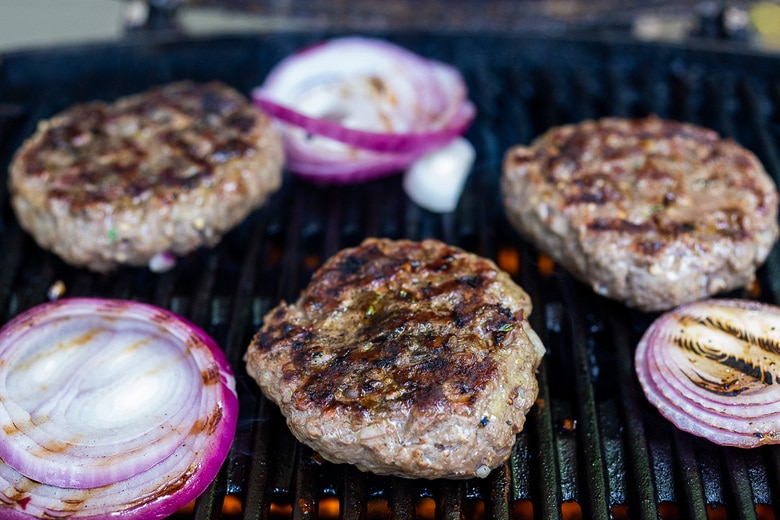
[123,0,754,41]
[1,32,780,520]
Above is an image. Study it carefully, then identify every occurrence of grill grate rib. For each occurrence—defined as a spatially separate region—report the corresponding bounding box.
[1,33,780,520]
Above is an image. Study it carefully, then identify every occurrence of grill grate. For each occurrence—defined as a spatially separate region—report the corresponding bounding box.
[2,32,780,520]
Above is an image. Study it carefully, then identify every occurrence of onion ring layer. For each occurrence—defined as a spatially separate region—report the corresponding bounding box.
[253,36,475,183]
[635,298,780,447]
[0,298,238,519]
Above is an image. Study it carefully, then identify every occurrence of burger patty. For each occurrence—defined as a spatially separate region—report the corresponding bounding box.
[245,238,545,480]
[501,116,780,312]
[9,81,284,272]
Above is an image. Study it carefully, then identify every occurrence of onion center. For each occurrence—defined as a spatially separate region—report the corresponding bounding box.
[0,304,207,489]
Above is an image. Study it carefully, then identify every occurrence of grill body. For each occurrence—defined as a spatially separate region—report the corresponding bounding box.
[1,33,780,520]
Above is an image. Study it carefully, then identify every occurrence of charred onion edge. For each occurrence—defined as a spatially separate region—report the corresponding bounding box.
[635,298,780,448]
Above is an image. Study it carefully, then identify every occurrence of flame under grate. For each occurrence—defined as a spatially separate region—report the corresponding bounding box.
[1,32,780,520]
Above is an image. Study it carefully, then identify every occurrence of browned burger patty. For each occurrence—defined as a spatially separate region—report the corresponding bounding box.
[501,116,779,312]
[245,238,545,480]
[9,81,284,272]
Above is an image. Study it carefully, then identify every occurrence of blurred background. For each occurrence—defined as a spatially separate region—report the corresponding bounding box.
[2,0,780,53]
[0,1,122,50]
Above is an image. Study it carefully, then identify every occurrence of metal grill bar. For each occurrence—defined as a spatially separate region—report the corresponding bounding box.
[610,315,659,520]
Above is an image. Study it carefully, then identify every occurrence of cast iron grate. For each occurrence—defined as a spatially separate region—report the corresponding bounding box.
[1,32,780,520]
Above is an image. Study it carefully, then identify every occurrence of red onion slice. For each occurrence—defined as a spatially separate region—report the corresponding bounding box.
[0,298,238,518]
[252,36,476,183]
[635,298,780,447]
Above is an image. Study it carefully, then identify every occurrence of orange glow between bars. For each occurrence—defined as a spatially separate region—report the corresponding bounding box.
[416,498,436,520]
[561,500,582,520]
[269,501,293,518]
[513,499,533,519]
[707,503,728,520]
[318,497,340,519]
[367,498,390,519]
[611,504,629,520]
[757,504,777,520]
[303,254,321,271]
[537,253,555,276]
[658,501,679,519]
[236,497,780,519]
[222,494,242,516]
[498,247,520,275]
[176,500,195,515]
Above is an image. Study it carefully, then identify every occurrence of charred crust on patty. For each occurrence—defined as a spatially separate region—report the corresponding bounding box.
[245,238,545,479]
[256,241,524,414]
[19,82,263,209]
[9,81,284,272]
[501,115,779,311]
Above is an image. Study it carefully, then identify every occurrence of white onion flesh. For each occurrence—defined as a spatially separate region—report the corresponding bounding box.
[402,137,476,213]
[0,298,238,519]
[148,252,177,273]
[253,36,475,183]
[635,298,780,447]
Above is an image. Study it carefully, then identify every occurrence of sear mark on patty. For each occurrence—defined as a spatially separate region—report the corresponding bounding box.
[9,80,284,272]
[255,240,523,414]
[501,115,780,311]
[245,238,545,480]
[25,82,264,211]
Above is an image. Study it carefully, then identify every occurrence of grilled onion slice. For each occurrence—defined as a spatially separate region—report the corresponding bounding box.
[635,298,780,447]
[0,298,238,519]
[252,36,475,184]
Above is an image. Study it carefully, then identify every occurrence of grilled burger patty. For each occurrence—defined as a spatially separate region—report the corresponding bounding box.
[9,81,284,272]
[245,238,545,480]
[501,116,779,312]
